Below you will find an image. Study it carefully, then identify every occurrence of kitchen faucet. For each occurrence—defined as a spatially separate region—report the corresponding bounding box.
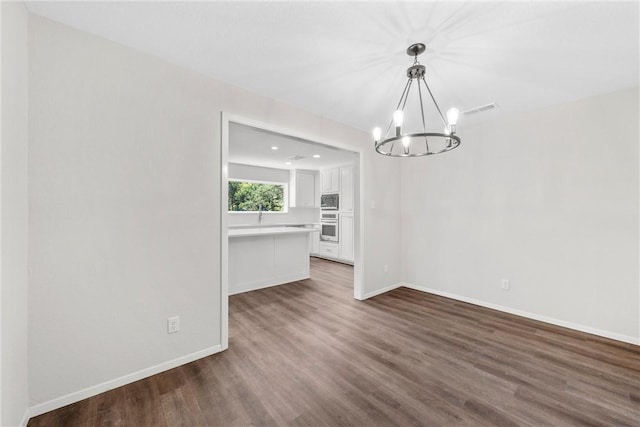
[258,204,263,223]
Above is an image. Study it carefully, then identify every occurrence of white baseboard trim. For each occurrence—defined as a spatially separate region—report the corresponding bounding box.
[229,272,310,296]
[27,344,223,420]
[311,254,354,266]
[401,283,639,346]
[361,282,403,300]
[20,409,30,427]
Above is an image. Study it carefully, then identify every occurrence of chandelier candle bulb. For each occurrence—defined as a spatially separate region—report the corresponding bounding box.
[393,110,404,126]
[373,127,382,142]
[402,136,410,155]
[447,107,459,125]
[393,110,404,136]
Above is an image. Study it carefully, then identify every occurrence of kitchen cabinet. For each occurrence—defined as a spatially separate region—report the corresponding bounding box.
[339,213,354,262]
[321,168,339,193]
[228,227,312,295]
[319,241,340,259]
[339,166,353,212]
[289,170,318,208]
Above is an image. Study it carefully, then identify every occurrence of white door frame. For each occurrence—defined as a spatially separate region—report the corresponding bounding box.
[220,112,365,350]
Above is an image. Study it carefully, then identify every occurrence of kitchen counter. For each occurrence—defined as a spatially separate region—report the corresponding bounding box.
[228,226,313,238]
[228,227,311,295]
[229,223,319,230]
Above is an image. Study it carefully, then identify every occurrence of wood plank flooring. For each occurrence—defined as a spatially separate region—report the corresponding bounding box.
[29,257,640,426]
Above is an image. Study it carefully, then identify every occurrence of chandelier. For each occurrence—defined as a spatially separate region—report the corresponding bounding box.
[373,43,461,157]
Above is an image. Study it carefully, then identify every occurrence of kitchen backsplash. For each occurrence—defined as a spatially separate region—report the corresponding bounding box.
[228,207,320,226]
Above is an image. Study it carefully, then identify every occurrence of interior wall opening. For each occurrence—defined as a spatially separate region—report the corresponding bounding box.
[220,114,363,350]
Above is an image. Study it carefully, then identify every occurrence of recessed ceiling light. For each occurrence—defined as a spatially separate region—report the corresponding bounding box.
[285,161,292,165]
[271,146,278,150]
[313,154,320,158]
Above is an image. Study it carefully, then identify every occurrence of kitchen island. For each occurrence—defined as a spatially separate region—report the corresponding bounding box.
[228,227,312,295]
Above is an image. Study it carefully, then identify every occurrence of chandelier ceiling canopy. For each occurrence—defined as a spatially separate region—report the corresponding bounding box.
[373,43,461,157]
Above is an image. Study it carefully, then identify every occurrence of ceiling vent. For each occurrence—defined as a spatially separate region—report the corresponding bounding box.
[287,155,306,161]
[463,103,497,116]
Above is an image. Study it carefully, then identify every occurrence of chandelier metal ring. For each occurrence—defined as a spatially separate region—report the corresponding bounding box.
[374,133,461,157]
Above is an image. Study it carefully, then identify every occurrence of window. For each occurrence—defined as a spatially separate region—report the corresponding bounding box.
[228,180,287,212]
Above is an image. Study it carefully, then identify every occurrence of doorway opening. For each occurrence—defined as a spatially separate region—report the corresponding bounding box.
[220,114,364,349]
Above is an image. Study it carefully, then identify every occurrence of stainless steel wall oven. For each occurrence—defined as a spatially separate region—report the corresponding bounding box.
[320,212,339,242]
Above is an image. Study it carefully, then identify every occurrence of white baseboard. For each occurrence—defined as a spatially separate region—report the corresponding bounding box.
[311,254,354,266]
[401,283,639,346]
[20,409,30,427]
[360,282,402,300]
[27,344,223,420]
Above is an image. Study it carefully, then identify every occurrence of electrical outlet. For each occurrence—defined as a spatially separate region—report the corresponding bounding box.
[384,264,389,273]
[167,316,180,334]
[501,279,510,290]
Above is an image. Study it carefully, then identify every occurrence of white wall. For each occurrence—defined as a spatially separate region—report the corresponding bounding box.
[227,162,319,226]
[28,14,402,409]
[229,162,290,184]
[401,87,639,343]
[1,2,30,426]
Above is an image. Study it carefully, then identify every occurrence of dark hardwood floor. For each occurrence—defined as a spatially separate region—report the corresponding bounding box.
[30,257,640,426]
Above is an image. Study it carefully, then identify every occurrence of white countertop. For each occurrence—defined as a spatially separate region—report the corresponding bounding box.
[228,227,314,238]
[229,223,319,229]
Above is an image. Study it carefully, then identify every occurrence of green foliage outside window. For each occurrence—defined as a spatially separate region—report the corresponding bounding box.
[228,181,285,212]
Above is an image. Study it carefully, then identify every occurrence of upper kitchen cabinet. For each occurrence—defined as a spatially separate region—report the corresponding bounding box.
[321,168,340,193]
[339,166,353,212]
[289,169,319,208]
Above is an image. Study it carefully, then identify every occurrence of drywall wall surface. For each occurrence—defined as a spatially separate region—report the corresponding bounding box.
[401,87,639,341]
[1,1,30,425]
[229,163,290,184]
[28,14,221,407]
[28,15,401,407]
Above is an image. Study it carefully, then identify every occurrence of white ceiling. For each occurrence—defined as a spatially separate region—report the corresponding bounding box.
[26,1,639,134]
[229,123,357,171]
